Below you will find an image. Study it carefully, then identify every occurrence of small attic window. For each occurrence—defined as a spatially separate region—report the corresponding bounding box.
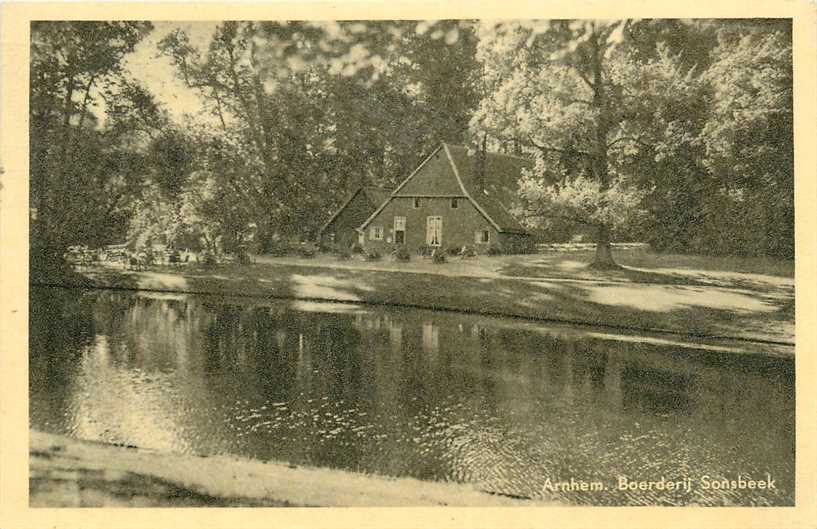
[451,198,459,209]
[414,198,421,208]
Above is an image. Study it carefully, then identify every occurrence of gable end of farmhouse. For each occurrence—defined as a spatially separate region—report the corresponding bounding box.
[355,143,533,254]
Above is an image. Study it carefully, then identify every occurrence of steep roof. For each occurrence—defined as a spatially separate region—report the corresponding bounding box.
[360,186,391,208]
[443,143,531,234]
[319,185,392,235]
[357,143,532,235]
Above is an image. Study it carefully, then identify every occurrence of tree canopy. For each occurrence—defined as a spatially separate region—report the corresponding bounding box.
[30,19,793,274]
[471,19,792,263]
[30,21,160,273]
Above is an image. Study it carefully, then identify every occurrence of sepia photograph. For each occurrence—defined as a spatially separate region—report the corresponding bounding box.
[10,8,805,516]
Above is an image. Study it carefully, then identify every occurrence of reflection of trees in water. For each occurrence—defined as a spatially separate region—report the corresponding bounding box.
[29,287,97,432]
[30,289,795,503]
[621,363,694,414]
[30,288,96,360]
[33,292,794,430]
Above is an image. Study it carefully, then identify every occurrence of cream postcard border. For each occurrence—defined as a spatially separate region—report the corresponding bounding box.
[1,2,815,528]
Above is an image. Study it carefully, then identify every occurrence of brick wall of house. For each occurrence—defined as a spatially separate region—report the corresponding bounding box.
[362,196,500,254]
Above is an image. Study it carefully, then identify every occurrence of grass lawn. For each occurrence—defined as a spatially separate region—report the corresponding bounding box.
[53,247,794,353]
[498,249,793,291]
[254,248,793,292]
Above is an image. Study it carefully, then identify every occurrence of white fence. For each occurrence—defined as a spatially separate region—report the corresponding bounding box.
[536,242,649,253]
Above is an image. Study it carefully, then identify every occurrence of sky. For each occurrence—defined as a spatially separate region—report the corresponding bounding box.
[121,21,220,123]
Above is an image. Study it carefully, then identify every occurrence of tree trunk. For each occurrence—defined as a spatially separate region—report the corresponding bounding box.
[587,25,619,271]
[590,223,619,269]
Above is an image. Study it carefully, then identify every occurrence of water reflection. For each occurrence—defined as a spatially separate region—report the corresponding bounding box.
[29,286,794,506]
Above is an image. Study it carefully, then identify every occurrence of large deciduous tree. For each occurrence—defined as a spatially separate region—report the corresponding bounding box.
[699,25,793,258]
[30,21,157,274]
[158,21,482,249]
[472,20,649,268]
[472,19,792,264]
[158,22,357,249]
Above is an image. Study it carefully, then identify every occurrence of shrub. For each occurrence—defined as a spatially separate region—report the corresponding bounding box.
[298,242,318,258]
[392,245,411,262]
[168,249,181,265]
[201,250,217,266]
[417,244,432,257]
[350,242,364,254]
[486,242,504,256]
[336,247,352,260]
[431,248,446,264]
[267,239,296,257]
[460,245,477,257]
[236,250,252,265]
[447,246,462,256]
[365,249,382,261]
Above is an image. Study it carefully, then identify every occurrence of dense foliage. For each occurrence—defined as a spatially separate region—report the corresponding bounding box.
[29,21,158,275]
[29,19,793,275]
[472,19,792,262]
[156,21,481,252]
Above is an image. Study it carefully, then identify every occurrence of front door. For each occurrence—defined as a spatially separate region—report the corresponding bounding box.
[426,216,442,247]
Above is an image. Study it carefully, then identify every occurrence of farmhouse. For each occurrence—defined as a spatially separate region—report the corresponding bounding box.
[357,143,533,254]
[318,186,392,249]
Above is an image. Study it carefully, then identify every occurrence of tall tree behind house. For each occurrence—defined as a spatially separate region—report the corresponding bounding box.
[472,20,648,268]
[158,21,483,249]
[471,19,793,263]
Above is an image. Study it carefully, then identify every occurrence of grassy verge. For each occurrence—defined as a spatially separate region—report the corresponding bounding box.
[252,249,793,292]
[496,249,793,291]
[42,256,795,351]
[30,430,537,507]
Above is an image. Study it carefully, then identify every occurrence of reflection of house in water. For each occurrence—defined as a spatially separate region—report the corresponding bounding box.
[389,321,403,353]
[275,330,287,355]
[296,331,313,389]
[285,308,700,419]
[422,321,439,354]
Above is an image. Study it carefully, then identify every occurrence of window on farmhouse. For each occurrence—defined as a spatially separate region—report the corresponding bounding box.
[476,230,491,244]
[394,217,406,245]
[451,198,459,209]
[414,198,421,208]
[370,226,383,240]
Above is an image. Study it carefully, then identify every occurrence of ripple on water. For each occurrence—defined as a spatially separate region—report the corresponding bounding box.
[28,287,795,506]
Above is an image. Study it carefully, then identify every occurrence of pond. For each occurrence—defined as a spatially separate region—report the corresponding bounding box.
[29,286,795,506]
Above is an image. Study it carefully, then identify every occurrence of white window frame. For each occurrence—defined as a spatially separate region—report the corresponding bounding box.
[427,216,442,247]
[476,229,491,244]
[370,226,384,240]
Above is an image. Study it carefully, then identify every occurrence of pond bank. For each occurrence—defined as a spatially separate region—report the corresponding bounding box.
[39,258,795,355]
[30,431,537,507]
[44,257,794,355]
